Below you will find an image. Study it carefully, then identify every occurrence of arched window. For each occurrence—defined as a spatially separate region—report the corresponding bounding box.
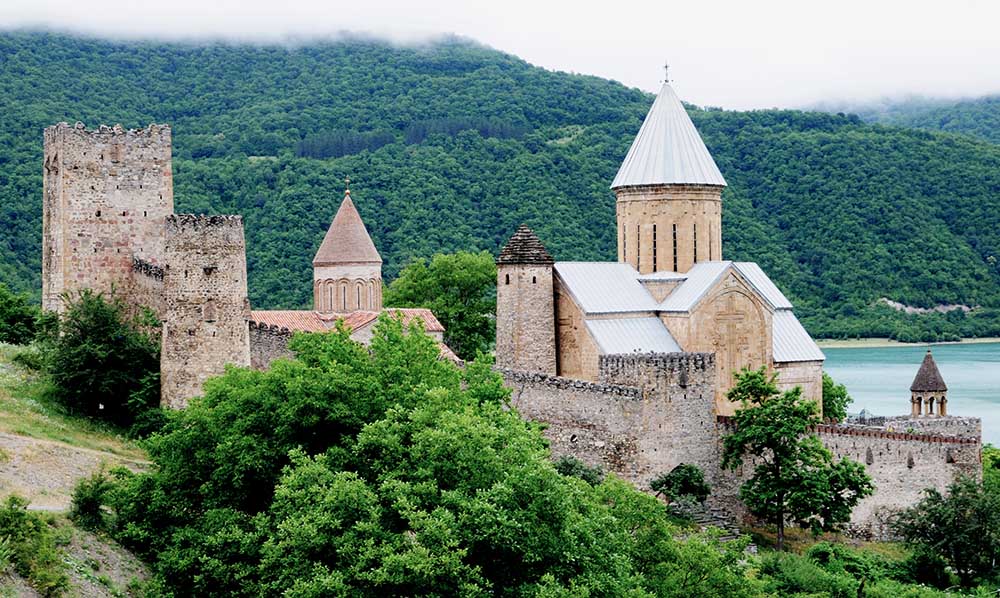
[341,283,347,311]
[368,281,374,309]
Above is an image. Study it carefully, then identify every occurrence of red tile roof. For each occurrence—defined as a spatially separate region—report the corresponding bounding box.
[249,308,444,334]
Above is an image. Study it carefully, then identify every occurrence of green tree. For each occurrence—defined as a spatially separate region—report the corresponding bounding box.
[892,476,1000,587]
[0,283,38,345]
[983,443,1000,490]
[722,367,873,551]
[821,372,852,422]
[383,250,496,360]
[650,463,711,504]
[41,290,161,429]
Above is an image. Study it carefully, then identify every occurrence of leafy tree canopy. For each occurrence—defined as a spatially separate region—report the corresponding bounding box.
[821,372,852,422]
[892,476,1000,587]
[383,250,496,360]
[722,368,874,551]
[0,283,38,345]
[650,463,711,504]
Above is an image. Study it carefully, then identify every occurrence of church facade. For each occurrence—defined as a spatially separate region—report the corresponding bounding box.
[496,80,823,416]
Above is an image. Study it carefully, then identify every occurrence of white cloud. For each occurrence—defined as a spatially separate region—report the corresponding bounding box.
[1,0,998,109]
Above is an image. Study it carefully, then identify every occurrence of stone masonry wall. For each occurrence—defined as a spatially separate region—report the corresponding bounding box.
[249,323,294,370]
[881,416,981,438]
[160,215,250,408]
[496,264,556,374]
[715,417,981,538]
[42,123,173,311]
[503,352,718,493]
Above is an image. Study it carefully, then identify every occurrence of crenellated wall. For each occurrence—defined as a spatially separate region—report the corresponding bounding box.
[503,352,718,492]
[160,214,250,408]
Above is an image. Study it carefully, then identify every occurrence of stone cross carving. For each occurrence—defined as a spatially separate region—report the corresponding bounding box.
[714,294,751,376]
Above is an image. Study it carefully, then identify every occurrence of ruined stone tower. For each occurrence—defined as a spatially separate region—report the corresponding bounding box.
[42,123,173,311]
[611,82,726,274]
[910,350,948,416]
[312,189,383,312]
[159,215,251,408]
[495,225,556,374]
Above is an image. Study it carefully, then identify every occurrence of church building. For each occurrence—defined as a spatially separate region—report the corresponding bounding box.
[496,79,824,415]
[249,187,458,366]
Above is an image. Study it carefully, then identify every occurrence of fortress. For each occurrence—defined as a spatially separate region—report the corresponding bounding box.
[41,123,452,409]
[494,79,982,536]
[40,76,982,536]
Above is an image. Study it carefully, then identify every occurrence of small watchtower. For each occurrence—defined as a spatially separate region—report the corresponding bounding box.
[496,225,556,375]
[910,350,948,416]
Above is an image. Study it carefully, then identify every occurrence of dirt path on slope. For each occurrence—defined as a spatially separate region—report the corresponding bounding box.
[0,431,150,512]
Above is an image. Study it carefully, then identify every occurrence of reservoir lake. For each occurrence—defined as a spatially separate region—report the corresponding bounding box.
[822,342,1000,445]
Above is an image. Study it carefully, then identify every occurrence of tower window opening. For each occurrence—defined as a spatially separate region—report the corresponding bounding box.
[636,225,640,267]
[672,224,678,271]
[505,274,510,285]
[622,225,627,261]
[532,276,537,284]
[96,210,101,217]
[693,223,698,263]
[357,285,361,309]
[652,225,657,271]
[341,284,347,311]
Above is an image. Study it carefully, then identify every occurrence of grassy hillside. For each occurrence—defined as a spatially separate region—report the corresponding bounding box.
[2,31,1000,340]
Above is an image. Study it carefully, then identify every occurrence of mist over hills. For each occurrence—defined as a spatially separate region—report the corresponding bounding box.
[2,31,999,340]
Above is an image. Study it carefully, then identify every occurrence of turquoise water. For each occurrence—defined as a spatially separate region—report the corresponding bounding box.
[823,342,1000,444]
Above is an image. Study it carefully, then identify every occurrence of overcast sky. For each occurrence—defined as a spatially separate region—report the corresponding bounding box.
[2,0,998,110]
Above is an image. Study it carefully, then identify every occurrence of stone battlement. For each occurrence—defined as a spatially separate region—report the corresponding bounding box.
[44,121,171,142]
[498,368,641,399]
[715,415,980,445]
[165,214,244,230]
[132,257,164,280]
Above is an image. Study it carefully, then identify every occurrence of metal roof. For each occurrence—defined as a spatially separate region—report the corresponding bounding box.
[554,262,658,315]
[772,310,825,363]
[585,317,682,355]
[733,262,793,310]
[636,271,688,281]
[611,83,727,189]
[658,261,731,312]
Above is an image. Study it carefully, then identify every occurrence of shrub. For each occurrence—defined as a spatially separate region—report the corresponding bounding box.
[0,495,69,597]
[553,455,604,485]
[70,470,113,531]
[40,290,161,431]
[759,551,857,598]
[650,463,711,503]
[0,283,38,345]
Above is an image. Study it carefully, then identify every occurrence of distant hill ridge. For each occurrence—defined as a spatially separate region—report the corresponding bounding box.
[2,30,1000,341]
[816,94,1000,144]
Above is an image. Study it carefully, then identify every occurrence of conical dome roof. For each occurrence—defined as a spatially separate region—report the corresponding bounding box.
[498,225,553,265]
[611,82,726,189]
[910,350,948,392]
[312,191,382,266]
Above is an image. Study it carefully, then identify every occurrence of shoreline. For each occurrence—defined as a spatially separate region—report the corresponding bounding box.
[816,337,1000,349]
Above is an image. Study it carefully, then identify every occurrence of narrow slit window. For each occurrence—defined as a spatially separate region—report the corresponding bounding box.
[672,224,678,271]
[693,223,698,263]
[652,224,657,271]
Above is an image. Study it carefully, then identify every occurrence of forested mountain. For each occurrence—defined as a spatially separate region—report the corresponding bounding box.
[817,95,1000,145]
[2,31,1000,340]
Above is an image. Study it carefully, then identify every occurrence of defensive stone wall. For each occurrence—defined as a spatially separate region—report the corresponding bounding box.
[503,352,718,492]
[160,214,250,408]
[880,415,981,438]
[249,322,294,370]
[126,257,166,315]
[42,122,173,311]
[716,416,981,538]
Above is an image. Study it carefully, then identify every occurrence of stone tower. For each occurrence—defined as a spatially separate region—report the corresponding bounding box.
[611,82,726,274]
[312,189,383,312]
[42,122,173,311]
[159,214,251,409]
[910,350,948,416]
[496,225,556,374]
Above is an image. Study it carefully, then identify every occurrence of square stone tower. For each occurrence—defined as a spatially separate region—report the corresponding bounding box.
[42,123,173,311]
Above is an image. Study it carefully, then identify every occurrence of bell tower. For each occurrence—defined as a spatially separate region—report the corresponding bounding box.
[612,70,726,274]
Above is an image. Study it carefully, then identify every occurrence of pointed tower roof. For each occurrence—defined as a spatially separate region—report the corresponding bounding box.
[611,82,727,189]
[497,225,554,265]
[313,191,382,266]
[910,350,948,392]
